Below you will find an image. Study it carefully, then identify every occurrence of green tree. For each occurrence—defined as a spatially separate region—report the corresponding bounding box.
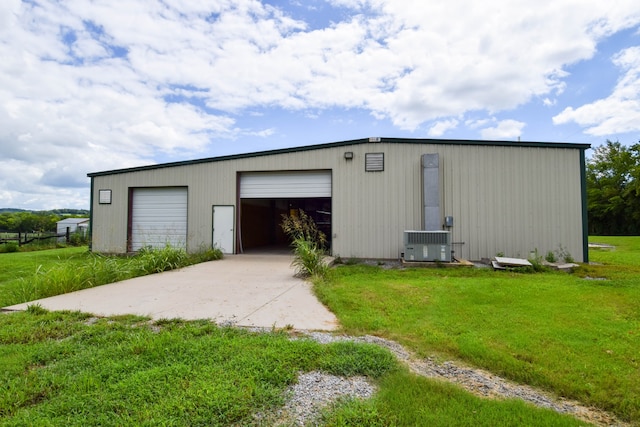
[11,212,38,233]
[35,212,63,231]
[0,212,62,233]
[587,140,640,235]
[0,213,11,231]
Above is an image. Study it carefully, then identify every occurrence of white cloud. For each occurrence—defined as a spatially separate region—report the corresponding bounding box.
[553,46,640,135]
[1,0,640,208]
[465,118,492,129]
[428,119,459,137]
[243,128,276,138]
[480,119,526,140]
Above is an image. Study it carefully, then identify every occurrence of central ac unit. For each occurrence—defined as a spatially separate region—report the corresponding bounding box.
[403,230,452,262]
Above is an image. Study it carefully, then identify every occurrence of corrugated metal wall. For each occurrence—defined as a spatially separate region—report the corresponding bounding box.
[90,141,585,261]
[440,145,584,261]
[240,171,331,198]
[130,187,188,251]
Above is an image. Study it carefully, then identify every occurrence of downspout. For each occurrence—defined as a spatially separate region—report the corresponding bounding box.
[580,148,589,263]
[422,153,440,231]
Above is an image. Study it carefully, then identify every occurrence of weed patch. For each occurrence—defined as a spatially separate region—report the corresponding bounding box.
[290,237,329,278]
[281,209,328,278]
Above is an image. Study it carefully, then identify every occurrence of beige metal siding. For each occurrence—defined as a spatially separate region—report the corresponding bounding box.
[441,146,583,261]
[90,142,585,261]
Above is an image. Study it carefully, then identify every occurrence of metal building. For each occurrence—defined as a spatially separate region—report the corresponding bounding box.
[87,137,590,262]
[56,217,90,244]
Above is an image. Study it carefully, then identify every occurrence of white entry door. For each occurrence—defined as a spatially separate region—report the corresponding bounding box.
[212,205,234,254]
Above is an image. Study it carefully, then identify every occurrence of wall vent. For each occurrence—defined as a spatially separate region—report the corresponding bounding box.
[365,153,384,171]
[403,230,451,262]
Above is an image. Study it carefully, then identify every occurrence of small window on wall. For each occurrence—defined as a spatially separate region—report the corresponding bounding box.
[99,189,112,204]
[365,152,384,172]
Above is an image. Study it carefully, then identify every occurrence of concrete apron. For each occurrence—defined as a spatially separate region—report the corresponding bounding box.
[4,254,339,331]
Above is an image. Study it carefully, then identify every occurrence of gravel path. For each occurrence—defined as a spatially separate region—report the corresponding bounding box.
[275,332,629,427]
[278,372,375,425]
[250,370,375,426]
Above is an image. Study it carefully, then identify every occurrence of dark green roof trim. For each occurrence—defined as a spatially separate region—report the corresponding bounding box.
[88,176,94,252]
[383,137,591,150]
[87,137,591,177]
[580,149,589,263]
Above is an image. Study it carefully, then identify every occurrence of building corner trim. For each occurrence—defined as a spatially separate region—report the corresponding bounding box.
[88,177,94,252]
[580,149,589,263]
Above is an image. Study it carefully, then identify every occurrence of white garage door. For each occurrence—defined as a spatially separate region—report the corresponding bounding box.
[131,187,188,251]
[240,171,331,198]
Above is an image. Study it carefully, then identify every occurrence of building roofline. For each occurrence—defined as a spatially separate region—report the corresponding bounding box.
[57,218,90,224]
[87,137,591,177]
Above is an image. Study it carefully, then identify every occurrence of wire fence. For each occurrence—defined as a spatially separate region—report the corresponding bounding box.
[0,227,82,246]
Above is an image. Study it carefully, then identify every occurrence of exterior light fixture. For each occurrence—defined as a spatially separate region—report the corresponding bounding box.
[344,151,354,160]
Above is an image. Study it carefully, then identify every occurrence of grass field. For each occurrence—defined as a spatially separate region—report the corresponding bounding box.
[588,235,640,267]
[0,313,586,426]
[0,247,88,306]
[0,246,221,308]
[1,239,638,425]
[0,308,399,426]
[314,236,640,424]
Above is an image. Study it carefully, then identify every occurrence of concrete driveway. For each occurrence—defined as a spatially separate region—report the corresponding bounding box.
[4,254,339,331]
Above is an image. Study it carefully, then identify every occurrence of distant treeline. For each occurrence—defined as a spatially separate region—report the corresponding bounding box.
[0,208,89,215]
[587,141,640,235]
[0,210,89,233]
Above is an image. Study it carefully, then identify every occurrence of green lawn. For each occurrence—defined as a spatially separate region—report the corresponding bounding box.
[0,309,398,426]
[0,246,595,426]
[0,309,587,427]
[589,235,640,267]
[314,236,640,423]
[0,247,89,307]
[0,246,87,282]
[0,246,222,308]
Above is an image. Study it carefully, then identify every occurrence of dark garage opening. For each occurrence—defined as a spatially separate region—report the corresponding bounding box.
[239,198,331,253]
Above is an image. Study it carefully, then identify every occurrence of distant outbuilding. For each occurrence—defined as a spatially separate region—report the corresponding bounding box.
[56,218,89,241]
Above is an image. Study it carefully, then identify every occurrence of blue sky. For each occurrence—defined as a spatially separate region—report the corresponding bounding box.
[1,0,640,210]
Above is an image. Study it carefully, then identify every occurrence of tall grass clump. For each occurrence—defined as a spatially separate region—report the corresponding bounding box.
[190,245,224,264]
[281,209,328,278]
[136,244,189,274]
[11,245,223,304]
[0,242,19,253]
[68,230,90,246]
